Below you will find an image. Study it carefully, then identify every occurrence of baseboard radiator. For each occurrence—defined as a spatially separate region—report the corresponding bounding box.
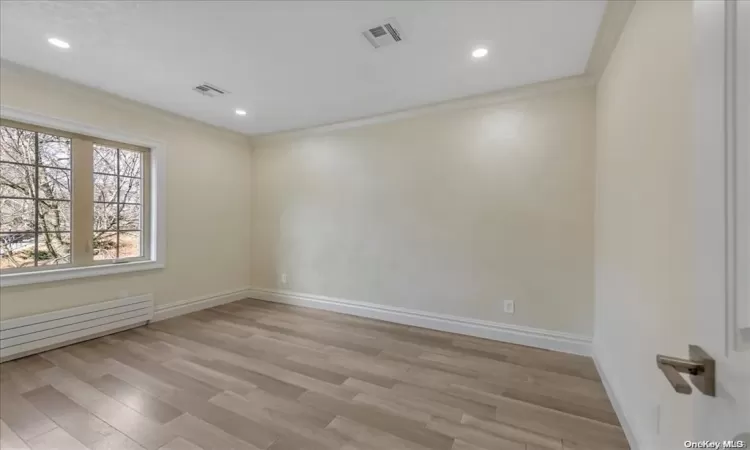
[0,294,153,362]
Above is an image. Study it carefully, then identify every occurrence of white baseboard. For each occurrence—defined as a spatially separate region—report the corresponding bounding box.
[245,287,592,356]
[152,287,251,322]
[593,350,642,450]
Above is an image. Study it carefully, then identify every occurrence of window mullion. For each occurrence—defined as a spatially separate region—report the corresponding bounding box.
[71,138,93,266]
[116,149,120,259]
[34,132,39,266]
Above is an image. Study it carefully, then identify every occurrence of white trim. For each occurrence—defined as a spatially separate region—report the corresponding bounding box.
[585,0,635,80]
[0,260,163,287]
[245,287,592,356]
[0,105,167,287]
[732,0,749,347]
[252,76,595,141]
[151,287,252,322]
[722,0,742,352]
[592,349,643,450]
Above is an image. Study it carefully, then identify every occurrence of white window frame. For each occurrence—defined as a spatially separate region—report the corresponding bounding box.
[0,106,166,286]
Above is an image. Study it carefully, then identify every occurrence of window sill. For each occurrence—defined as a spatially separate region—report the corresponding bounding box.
[0,260,164,287]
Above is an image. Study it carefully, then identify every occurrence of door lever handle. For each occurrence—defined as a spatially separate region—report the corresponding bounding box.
[656,355,699,394]
[656,345,715,397]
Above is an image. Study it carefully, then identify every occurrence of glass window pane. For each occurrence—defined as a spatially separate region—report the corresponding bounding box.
[37,232,70,266]
[0,233,36,269]
[93,145,117,174]
[118,231,140,258]
[118,204,140,230]
[38,167,71,200]
[93,174,117,203]
[0,162,36,198]
[38,200,71,232]
[0,126,35,165]
[38,133,71,168]
[119,150,141,178]
[119,177,141,204]
[0,198,35,232]
[93,231,117,260]
[93,203,117,231]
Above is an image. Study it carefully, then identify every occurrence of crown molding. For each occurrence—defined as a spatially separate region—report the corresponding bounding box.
[251,75,595,144]
[585,0,636,80]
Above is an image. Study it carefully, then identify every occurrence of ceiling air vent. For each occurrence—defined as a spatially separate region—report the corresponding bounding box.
[192,83,228,98]
[363,17,404,49]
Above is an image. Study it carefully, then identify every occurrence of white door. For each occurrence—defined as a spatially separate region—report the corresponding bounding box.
[691,0,750,445]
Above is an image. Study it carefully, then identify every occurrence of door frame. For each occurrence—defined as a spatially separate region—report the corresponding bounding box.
[693,0,743,360]
[693,0,749,442]
[731,0,749,351]
[721,0,748,354]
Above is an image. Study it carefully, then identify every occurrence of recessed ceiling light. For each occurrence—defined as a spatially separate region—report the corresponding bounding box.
[48,38,70,49]
[472,47,488,59]
[235,109,247,116]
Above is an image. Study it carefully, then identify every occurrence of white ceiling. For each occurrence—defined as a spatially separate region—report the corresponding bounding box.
[0,1,606,135]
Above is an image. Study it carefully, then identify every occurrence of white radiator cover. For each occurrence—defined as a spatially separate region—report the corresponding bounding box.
[0,294,153,362]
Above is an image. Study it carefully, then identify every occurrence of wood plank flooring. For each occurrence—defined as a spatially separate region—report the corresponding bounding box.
[0,299,629,450]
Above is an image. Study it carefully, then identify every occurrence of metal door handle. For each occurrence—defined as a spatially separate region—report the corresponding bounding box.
[656,345,715,396]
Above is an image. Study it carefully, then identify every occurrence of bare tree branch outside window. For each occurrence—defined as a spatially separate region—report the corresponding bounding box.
[1,123,146,271]
[92,144,142,260]
[0,126,71,268]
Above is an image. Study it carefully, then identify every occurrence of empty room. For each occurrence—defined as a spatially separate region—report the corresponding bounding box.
[0,1,747,450]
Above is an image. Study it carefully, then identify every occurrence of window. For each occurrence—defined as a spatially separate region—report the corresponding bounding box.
[0,118,155,281]
[92,144,144,261]
[0,127,72,268]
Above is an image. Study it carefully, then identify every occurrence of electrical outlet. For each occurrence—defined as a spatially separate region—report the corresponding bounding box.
[503,300,515,314]
[280,273,288,285]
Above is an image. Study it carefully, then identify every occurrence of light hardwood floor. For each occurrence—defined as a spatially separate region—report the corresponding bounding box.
[0,299,629,450]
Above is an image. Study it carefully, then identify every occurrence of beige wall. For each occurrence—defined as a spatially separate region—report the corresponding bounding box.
[594,0,694,447]
[0,62,253,320]
[250,85,596,336]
